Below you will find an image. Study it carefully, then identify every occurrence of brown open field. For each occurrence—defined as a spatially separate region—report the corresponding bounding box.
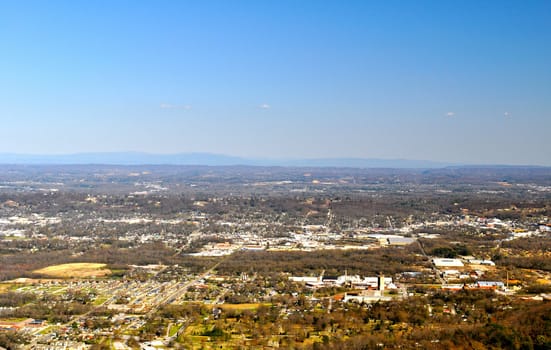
[219,303,270,311]
[33,263,111,278]
[0,283,15,293]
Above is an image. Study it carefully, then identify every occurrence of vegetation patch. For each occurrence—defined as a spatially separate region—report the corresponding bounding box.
[33,263,111,278]
[93,296,109,306]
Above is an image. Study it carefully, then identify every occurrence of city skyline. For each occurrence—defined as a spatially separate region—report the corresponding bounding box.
[1,1,550,165]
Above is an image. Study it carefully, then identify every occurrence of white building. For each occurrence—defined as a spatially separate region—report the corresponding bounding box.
[432,258,464,267]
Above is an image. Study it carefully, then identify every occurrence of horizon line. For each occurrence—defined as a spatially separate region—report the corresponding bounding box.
[0,151,548,168]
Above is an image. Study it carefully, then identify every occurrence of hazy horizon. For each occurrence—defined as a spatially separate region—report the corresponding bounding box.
[1,151,549,168]
[1,1,550,165]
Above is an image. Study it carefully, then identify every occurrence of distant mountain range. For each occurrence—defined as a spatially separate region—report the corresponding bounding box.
[0,152,510,168]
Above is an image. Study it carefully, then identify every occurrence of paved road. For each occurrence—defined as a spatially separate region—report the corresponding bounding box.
[417,240,445,284]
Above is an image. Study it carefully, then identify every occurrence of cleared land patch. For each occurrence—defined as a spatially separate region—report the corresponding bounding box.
[33,263,111,278]
[219,303,269,311]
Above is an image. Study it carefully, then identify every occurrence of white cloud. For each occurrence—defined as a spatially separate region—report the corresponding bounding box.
[446,112,455,117]
[259,103,271,109]
[160,103,192,110]
[504,111,511,117]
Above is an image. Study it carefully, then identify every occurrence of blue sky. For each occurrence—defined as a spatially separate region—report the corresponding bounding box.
[1,0,550,165]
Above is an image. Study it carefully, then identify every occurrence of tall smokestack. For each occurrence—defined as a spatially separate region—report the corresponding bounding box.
[378,274,385,293]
